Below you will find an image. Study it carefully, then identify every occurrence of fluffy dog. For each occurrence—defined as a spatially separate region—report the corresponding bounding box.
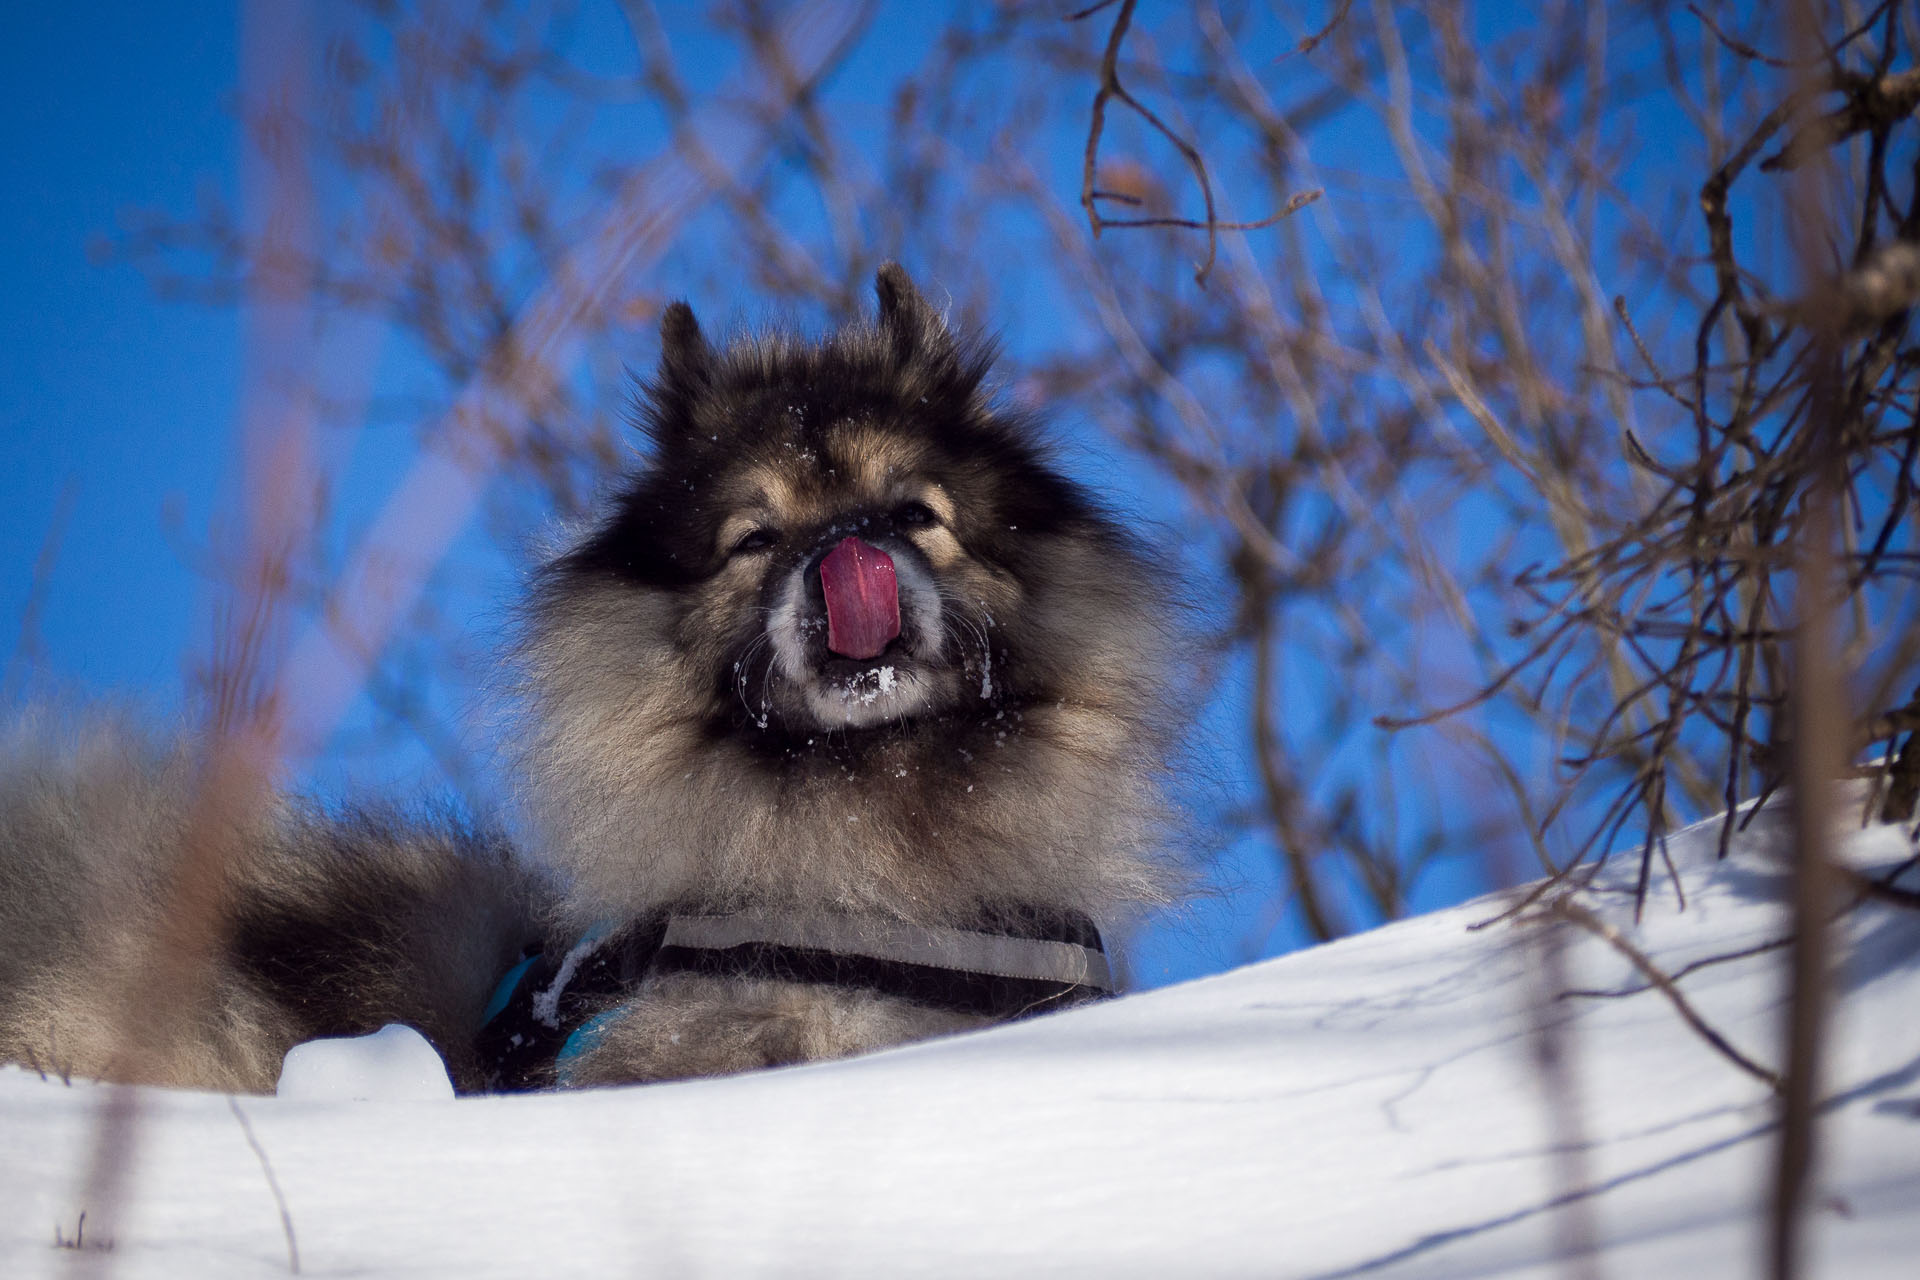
[0,266,1189,1092]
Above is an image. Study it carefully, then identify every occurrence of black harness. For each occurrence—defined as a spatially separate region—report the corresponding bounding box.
[476,904,1113,1092]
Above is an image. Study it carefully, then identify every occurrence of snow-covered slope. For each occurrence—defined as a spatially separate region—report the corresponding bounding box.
[4,803,1917,1278]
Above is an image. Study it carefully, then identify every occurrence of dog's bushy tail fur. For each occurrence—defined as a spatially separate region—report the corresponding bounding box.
[0,714,543,1093]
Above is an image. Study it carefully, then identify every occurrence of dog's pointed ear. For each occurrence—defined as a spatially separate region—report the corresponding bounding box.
[658,300,715,395]
[875,264,951,363]
[639,301,717,450]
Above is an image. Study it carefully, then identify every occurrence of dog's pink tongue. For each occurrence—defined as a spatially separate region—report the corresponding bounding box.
[820,536,900,660]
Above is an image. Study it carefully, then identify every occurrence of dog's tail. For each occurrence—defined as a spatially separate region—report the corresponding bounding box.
[0,713,545,1093]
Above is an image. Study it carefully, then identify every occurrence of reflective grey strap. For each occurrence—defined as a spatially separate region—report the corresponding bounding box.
[659,911,1114,991]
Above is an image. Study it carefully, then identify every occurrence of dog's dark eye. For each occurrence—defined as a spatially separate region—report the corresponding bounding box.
[897,501,936,527]
[730,528,778,557]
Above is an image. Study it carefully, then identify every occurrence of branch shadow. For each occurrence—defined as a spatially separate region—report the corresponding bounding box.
[1303,1050,1920,1279]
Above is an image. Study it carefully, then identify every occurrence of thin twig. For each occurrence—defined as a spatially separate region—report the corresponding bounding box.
[1542,896,1783,1092]
[229,1096,301,1275]
[1093,187,1324,233]
[1286,0,1356,59]
[2,476,79,701]
[1840,863,1920,909]
[1075,0,1315,283]
[1559,932,1796,999]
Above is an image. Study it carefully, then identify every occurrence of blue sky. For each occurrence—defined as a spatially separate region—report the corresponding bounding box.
[0,1,1541,987]
[7,0,1900,1034]
[2,3,239,696]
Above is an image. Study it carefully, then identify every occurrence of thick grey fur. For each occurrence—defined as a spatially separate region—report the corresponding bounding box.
[0,266,1191,1092]
[0,714,541,1091]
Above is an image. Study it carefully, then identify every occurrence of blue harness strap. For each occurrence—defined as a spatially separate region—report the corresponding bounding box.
[475,917,666,1091]
[481,953,539,1025]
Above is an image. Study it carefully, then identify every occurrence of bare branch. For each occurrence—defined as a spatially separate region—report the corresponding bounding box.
[1076,0,1317,283]
[1542,896,1783,1092]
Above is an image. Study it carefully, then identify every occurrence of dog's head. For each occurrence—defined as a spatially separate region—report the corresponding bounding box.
[545,265,1132,742]
[520,267,1188,919]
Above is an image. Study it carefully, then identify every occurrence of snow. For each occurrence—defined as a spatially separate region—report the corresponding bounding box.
[3,801,1917,1278]
[530,931,605,1031]
[274,1026,454,1104]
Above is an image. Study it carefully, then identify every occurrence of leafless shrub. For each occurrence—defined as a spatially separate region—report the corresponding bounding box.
[107,0,1920,952]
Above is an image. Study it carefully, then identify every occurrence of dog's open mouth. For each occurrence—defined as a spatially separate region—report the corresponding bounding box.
[799,642,946,730]
[749,534,976,733]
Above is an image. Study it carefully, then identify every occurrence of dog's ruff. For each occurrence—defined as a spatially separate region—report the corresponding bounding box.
[478,905,1113,1090]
